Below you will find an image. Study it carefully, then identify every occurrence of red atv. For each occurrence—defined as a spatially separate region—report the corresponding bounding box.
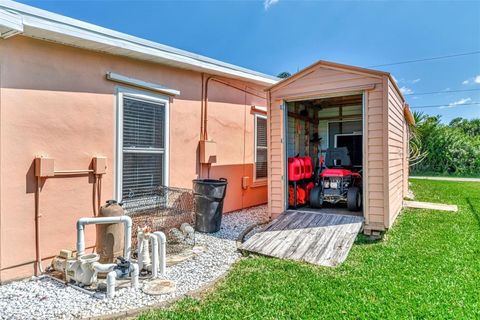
[310,147,362,211]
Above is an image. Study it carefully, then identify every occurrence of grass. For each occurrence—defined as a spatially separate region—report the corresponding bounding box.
[140,180,480,319]
[411,170,480,178]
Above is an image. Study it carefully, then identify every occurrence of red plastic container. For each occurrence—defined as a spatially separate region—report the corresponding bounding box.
[303,156,313,179]
[297,157,305,180]
[305,182,314,202]
[288,157,303,181]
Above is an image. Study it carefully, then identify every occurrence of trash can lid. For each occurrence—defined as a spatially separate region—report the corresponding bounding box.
[192,178,227,185]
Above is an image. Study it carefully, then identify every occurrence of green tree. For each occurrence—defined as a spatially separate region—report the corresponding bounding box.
[411,116,480,176]
[277,71,291,79]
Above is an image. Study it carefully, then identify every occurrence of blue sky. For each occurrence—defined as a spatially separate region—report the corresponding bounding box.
[18,0,480,123]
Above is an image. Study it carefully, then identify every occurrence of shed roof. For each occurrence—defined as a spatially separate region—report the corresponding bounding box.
[0,1,279,86]
[267,60,406,103]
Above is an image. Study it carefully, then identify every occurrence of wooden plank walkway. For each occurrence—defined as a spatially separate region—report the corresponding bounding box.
[404,200,458,212]
[240,210,363,267]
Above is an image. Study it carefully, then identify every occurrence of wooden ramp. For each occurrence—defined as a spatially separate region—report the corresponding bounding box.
[240,211,363,267]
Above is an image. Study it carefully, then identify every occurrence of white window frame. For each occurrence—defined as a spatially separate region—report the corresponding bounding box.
[115,87,169,201]
[254,113,268,181]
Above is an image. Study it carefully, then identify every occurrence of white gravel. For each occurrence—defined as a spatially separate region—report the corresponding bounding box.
[0,205,268,320]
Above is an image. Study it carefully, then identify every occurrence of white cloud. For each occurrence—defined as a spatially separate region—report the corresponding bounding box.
[463,79,470,85]
[400,86,413,95]
[475,75,480,84]
[440,97,472,109]
[393,77,420,85]
[264,0,279,10]
[444,88,451,91]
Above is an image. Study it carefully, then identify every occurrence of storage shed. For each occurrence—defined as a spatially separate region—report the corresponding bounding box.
[266,61,414,233]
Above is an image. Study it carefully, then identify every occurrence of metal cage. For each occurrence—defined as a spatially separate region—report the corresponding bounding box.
[122,185,195,254]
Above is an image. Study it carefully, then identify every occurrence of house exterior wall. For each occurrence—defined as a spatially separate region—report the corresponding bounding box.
[267,64,406,233]
[0,36,268,282]
[386,79,408,227]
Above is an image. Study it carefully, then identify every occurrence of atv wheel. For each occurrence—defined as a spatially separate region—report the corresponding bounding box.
[309,186,323,208]
[347,187,361,211]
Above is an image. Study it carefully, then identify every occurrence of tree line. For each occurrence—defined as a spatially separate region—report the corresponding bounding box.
[410,112,480,177]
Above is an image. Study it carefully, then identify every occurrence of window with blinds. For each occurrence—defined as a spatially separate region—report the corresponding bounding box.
[255,115,268,179]
[121,95,166,199]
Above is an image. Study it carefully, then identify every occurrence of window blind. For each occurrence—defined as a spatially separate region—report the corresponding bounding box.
[122,96,166,199]
[255,116,268,179]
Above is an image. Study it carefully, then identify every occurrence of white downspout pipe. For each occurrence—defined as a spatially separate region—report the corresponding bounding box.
[76,216,132,259]
[153,231,166,277]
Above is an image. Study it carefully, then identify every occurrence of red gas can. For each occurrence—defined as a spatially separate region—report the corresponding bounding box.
[288,157,302,181]
[297,157,305,180]
[303,156,313,179]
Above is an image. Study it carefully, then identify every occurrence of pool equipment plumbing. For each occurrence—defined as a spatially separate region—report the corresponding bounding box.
[51,215,139,298]
[136,227,166,277]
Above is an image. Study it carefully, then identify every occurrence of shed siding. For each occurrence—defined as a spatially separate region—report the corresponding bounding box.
[268,66,387,230]
[386,79,407,227]
[267,98,285,217]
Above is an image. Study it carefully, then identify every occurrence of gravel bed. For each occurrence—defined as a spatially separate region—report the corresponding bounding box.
[0,205,268,320]
[243,223,269,242]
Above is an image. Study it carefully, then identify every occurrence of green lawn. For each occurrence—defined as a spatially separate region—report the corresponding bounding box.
[411,170,480,178]
[140,180,480,319]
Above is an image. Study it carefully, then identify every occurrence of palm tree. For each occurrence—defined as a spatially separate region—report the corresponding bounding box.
[277,71,291,79]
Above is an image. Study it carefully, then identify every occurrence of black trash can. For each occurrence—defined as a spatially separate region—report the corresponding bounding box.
[192,178,228,233]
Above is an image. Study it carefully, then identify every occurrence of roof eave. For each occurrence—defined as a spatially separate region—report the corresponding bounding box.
[0,1,279,86]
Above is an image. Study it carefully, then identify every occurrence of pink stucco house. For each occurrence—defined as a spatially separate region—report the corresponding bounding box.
[0,1,277,282]
[0,1,413,283]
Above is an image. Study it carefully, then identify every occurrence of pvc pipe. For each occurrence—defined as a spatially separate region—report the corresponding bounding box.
[137,230,159,277]
[92,262,116,273]
[153,231,166,277]
[150,235,158,278]
[106,270,116,298]
[105,262,139,298]
[142,237,151,268]
[131,263,139,290]
[39,275,98,298]
[76,216,132,259]
[136,231,144,271]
